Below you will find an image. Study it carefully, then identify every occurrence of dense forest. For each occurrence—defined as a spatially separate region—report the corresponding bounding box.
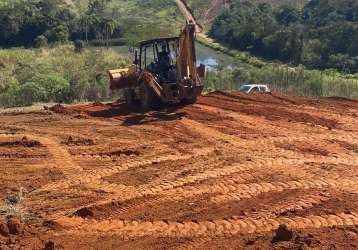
[0,0,184,47]
[0,0,128,48]
[210,0,358,72]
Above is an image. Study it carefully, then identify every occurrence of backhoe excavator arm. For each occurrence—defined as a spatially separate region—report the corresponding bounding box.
[176,23,201,84]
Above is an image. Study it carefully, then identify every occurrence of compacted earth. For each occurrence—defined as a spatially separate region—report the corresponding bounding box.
[0,91,358,249]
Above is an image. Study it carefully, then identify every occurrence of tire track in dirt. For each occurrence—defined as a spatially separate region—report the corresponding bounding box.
[34,146,215,193]
[33,135,84,174]
[56,212,358,238]
[82,155,309,197]
[213,192,331,219]
[62,148,352,218]
[63,170,358,220]
[196,102,358,148]
[195,104,293,135]
[192,177,358,202]
[2,134,82,175]
[125,176,358,209]
[180,118,311,159]
[189,105,358,164]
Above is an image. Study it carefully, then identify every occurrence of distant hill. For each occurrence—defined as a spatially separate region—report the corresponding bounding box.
[207,0,358,73]
[185,0,308,28]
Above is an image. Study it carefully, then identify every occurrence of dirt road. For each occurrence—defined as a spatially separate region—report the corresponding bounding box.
[175,0,202,33]
[1,91,358,249]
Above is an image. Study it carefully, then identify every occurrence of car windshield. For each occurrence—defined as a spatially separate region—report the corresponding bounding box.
[240,86,251,92]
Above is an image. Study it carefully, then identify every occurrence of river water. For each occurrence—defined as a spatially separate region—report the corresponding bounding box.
[112,41,234,71]
[195,42,234,71]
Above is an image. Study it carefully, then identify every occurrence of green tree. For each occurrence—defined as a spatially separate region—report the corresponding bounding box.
[275,5,301,26]
[51,25,70,43]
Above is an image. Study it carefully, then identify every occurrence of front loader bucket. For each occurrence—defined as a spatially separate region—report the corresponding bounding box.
[109,65,138,90]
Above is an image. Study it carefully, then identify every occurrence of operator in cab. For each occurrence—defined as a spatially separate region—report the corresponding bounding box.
[158,44,171,79]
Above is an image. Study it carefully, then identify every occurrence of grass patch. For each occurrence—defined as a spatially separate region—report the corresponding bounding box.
[0,45,128,107]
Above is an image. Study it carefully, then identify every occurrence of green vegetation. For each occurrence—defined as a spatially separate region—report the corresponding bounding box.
[0,0,122,47]
[185,0,308,29]
[210,0,358,73]
[0,45,127,107]
[197,34,358,99]
[204,64,358,98]
[0,0,185,48]
[0,0,185,107]
[104,0,185,44]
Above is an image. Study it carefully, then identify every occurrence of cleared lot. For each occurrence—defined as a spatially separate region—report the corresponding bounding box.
[0,91,358,249]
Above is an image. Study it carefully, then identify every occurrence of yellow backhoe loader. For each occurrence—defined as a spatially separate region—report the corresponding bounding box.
[109,23,205,109]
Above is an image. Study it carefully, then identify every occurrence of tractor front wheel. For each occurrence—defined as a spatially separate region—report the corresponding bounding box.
[123,89,136,105]
[139,82,159,109]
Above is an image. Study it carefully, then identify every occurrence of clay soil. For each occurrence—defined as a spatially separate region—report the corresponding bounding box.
[1,91,358,249]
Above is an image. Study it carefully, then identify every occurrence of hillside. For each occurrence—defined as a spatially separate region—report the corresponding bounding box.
[185,0,308,28]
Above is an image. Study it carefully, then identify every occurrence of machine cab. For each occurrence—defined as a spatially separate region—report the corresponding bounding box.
[136,37,179,83]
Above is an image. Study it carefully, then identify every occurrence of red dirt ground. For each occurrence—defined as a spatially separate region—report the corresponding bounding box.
[0,91,358,249]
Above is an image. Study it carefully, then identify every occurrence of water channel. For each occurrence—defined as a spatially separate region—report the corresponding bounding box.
[112,41,235,71]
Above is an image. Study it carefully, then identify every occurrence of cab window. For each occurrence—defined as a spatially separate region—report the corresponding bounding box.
[259,86,266,92]
[250,87,259,93]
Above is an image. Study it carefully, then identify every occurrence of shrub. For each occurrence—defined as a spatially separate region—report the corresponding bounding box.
[18,82,47,106]
[0,45,128,107]
[26,74,70,103]
[74,40,84,53]
[34,35,48,48]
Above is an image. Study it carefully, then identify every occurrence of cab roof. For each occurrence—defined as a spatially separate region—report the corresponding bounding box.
[139,37,178,47]
[241,84,269,87]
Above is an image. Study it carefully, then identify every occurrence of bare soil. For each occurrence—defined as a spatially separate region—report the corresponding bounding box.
[0,91,358,249]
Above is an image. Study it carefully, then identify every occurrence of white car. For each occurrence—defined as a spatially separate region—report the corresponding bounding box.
[239,84,271,94]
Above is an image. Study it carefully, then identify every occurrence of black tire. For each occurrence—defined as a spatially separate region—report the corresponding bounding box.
[139,82,160,109]
[123,89,135,105]
[182,96,198,105]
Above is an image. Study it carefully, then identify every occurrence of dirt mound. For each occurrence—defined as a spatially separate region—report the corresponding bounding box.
[44,241,55,250]
[277,142,330,156]
[96,149,140,157]
[73,207,94,218]
[0,221,9,237]
[329,140,358,153]
[64,136,95,146]
[6,218,22,235]
[200,92,339,129]
[0,136,43,148]
[273,224,294,242]
[92,101,107,107]
[49,104,74,114]
[68,102,113,114]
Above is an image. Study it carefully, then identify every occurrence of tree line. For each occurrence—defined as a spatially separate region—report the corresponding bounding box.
[0,0,122,48]
[209,0,358,73]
